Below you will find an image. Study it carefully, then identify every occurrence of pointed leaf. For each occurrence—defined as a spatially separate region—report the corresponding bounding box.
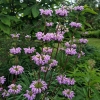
[82,8,97,15]
[23,6,32,16]
[32,5,39,18]
[0,16,10,26]
[0,21,10,34]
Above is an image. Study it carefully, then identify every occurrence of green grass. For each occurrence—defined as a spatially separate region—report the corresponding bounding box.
[88,38,100,49]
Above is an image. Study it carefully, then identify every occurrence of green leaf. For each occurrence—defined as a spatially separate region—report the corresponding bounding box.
[15,94,23,100]
[23,6,32,16]
[82,8,97,15]
[0,16,10,26]
[91,87,100,100]
[84,22,92,28]
[35,94,41,100]
[20,3,27,8]
[39,25,45,31]
[0,21,10,34]
[9,16,20,22]
[32,5,39,18]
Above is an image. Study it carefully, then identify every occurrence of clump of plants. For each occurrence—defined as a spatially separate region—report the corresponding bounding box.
[0,5,100,100]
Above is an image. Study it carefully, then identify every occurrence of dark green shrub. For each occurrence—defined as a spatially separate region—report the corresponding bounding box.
[84,30,100,38]
[77,44,100,69]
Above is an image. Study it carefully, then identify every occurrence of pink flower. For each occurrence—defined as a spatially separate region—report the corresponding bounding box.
[39,9,53,16]
[36,32,44,40]
[10,47,22,54]
[74,6,84,11]
[65,42,70,47]
[46,22,53,27]
[65,42,77,48]
[55,8,68,16]
[2,89,10,97]
[41,66,51,72]
[79,38,88,44]
[30,79,47,94]
[69,22,82,28]
[43,47,52,54]
[24,90,36,100]
[8,84,22,94]
[42,33,54,41]
[24,47,36,54]
[78,51,85,58]
[32,53,51,66]
[56,75,68,84]
[54,33,64,41]
[11,34,20,38]
[0,76,6,84]
[57,30,65,35]
[9,65,24,75]
[70,78,76,85]
[65,48,77,55]
[62,89,75,100]
[56,75,75,85]
[49,59,58,67]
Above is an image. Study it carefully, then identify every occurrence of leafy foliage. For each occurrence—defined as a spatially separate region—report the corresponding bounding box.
[0,0,100,100]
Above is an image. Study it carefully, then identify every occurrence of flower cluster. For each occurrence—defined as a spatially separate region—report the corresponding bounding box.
[36,32,44,40]
[55,8,68,16]
[10,47,22,54]
[65,42,77,49]
[65,48,77,55]
[56,75,67,84]
[78,51,85,58]
[41,66,51,72]
[79,38,88,44]
[54,33,64,41]
[36,32,54,41]
[40,59,58,72]
[24,90,36,100]
[43,47,52,54]
[32,53,51,66]
[56,75,75,85]
[11,34,20,38]
[69,22,82,28]
[74,6,84,11]
[42,33,54,41]
[9,65,24,75]
[29,79,47,94]
[46,22,53,27]
[23,79,47,99]
[36,32,64,42]
[56,30,66,35]
[8,84,22,94]
[24,47,36,54]
[39,9,53,16]
[0,76,6,84]
[49,59,58,67]
[62,89,75,100]
[2,89,10,97]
